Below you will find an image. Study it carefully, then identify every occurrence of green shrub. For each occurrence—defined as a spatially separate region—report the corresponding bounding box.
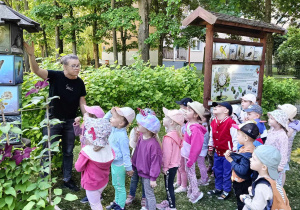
[262,76,300,114]
[22,60,203,144]
[22,58,300,144]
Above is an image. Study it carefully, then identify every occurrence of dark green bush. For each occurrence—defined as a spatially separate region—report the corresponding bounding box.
[262,76,300,114]
[22,61,203,144]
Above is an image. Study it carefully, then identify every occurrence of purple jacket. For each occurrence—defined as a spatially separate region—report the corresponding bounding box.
[73,122,86,146]
[132,136,162,181]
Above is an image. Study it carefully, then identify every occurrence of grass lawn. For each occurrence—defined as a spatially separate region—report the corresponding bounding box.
[55,131,300,210]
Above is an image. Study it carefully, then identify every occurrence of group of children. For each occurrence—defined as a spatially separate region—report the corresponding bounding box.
[72,93,298,210]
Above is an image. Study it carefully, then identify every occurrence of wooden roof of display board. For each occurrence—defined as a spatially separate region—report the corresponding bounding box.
[182,6,287,108]
[182,6,286,36]
[0,1,41,32]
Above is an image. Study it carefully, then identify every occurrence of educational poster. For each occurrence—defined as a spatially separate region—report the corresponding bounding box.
[0,85,22,115]
[236,45,245,60]
[10,24,23,54]
[0,55,23,85]
[211,64,260,101]
[0,25,10,53]
[214,43,230,59]
[254,47,263,61]
[244,46,255,60]
[229,44,237,60]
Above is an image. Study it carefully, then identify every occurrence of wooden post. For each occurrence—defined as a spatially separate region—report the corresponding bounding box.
[203,24,214,108]
[257,32,267,106]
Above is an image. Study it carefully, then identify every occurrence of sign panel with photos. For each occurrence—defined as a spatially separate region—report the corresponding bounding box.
[213,42,262,61]
[211,64,260,101]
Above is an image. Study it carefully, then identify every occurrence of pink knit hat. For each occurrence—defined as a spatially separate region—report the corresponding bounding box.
[163,107,184,126]
[84,105,105,118]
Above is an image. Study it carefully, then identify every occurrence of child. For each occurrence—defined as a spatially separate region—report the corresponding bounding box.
[208,102,237,199]
[126,108,155,207]
[278,104,300,185]
[174,98,192,193]
[244,104,267,144]
[73,105,106,204]
[74,107,114,210]
[240,145,291,210]
[132,111,162,210]
[156,108,184,210]
[104,107,135,210]
[265,109,289,186]
[197,109,211,186]
[232,104,242,124]
[240,94,256,123]
[225,122,258,210]
[74,105,105,147]
[175,97,193,111]
[181,101,206,203]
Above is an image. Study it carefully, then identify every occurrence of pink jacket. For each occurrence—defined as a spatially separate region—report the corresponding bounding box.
[75,148,115,191]
[184,123,207,168]
[162,131,183,173]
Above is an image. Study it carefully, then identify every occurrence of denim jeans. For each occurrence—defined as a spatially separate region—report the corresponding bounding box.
[129,169,145,198]
[42,119,75,182]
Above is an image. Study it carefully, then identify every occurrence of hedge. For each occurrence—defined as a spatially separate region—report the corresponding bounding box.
[21,59,299,144]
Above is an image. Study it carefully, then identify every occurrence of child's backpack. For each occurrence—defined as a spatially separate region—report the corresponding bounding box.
[252,177,291,210]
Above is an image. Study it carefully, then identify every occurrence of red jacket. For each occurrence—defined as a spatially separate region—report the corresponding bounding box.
[208,116,237,156]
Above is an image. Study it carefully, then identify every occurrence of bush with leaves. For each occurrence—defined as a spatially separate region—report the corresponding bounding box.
[0,77,78,210]
[22,58,203,144]
[262,76,300,114]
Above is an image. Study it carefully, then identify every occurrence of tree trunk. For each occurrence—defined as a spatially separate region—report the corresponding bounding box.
[92,10,99,68]
[111,0,118,64]
[40,45,45,57]
[70,6,77,55]
[16,0,20,11]
[264,0,273,76]
[158,34,164,66]
[23,0,28,10]
[54,1,63,59]
[138,0,151,62]
[42,28,48,57]
[120,28,126,66]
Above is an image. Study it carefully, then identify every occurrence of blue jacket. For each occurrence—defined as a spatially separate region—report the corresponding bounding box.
[230,151,253,180]
[104,111,132,171]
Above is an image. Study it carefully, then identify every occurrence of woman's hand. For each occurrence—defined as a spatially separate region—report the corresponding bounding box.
[23,41,35,56]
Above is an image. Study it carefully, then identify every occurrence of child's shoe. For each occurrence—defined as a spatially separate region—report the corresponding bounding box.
[80,196,89,203]
[189,192,204,204]
[140,207,148,210]
[197,178,210,186]
[156,200,169,210]
[106,202,117,210]
[114,204,125,210]
[217,191,230,200]
[207,189,222,196]
[141,198,146,207]
[125,195,135,205]
[174,186,187,193]
[173,182,180,188]
[165,207,177,210]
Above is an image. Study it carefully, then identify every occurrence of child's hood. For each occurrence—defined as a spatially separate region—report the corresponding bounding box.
[289,120,300,132]
[188,123,207,134]
[165,130,183,147]
[82,145,115,168]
